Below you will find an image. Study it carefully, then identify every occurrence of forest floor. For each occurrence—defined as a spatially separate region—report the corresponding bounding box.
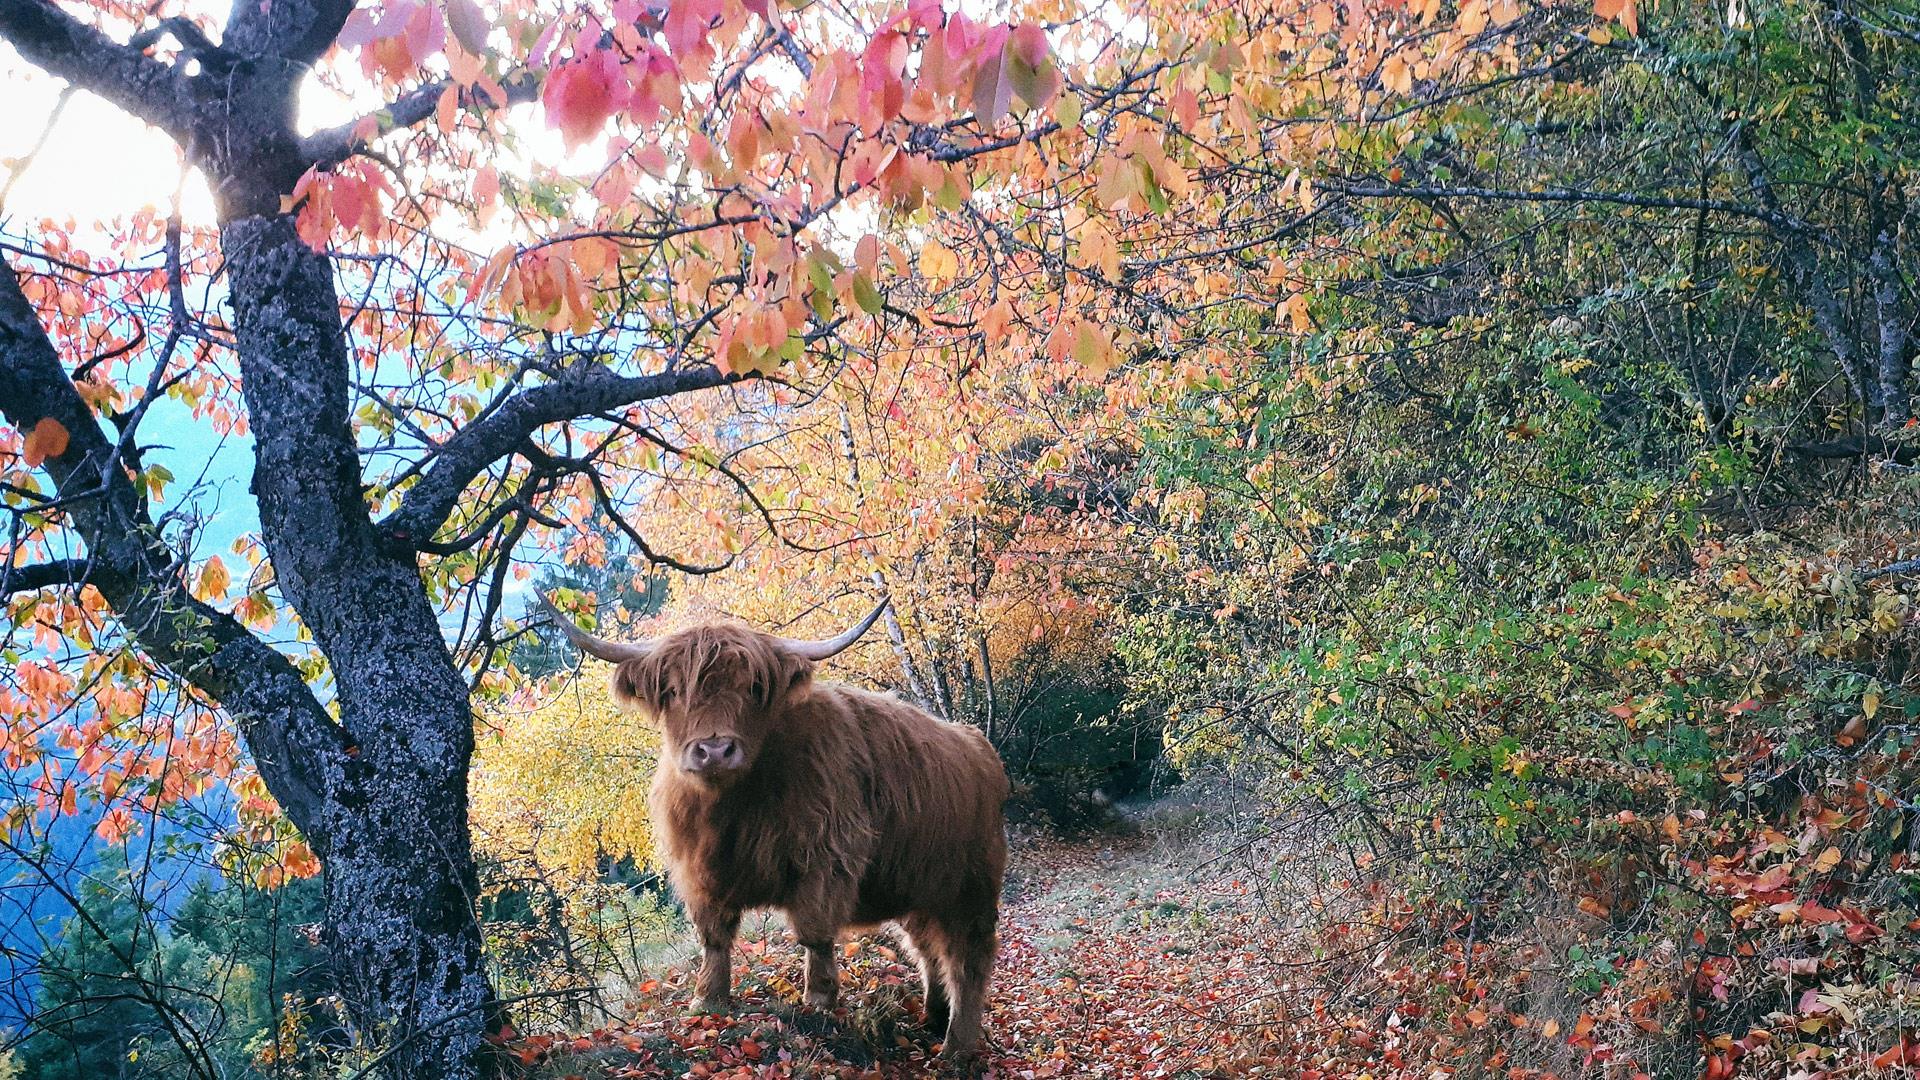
[510,801,1304,1079]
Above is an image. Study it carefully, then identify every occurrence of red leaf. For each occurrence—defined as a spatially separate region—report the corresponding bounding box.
[544,50,624,148]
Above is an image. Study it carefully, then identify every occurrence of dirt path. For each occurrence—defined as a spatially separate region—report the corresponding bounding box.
[514,822,1300,1078]
[985,831,1294,1078]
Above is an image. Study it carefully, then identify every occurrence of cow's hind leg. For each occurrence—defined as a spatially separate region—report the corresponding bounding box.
[898,915,950,1031]
[691,905,741,1014]
[937,908,998,1057]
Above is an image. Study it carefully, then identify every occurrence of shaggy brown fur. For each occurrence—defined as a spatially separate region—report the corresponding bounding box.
[610,622,1009,1056]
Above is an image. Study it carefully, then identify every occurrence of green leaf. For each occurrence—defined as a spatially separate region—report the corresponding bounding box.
[852,272,884,315]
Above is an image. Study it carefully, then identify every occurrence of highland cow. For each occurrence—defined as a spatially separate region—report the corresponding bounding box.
[540,595,1009,1055]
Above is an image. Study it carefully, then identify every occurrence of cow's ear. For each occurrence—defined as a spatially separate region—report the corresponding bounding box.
[611,658,652,711]
[773,651,815,704]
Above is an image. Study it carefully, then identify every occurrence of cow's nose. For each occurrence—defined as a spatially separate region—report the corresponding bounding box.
[685,737,744,774]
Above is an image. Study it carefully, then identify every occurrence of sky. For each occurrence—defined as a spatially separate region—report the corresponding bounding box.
[0,67,212,223]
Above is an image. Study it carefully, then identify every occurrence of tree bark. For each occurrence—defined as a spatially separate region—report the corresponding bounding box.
[219,214,503,1077]
[1725,126,1875,411]
[1869,227,1912,426]
[974,630,999,745]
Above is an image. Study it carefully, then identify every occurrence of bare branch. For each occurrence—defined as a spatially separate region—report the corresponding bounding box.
[577,461,734,575]
[0,84,72,212]
[1863,558,1920,581]
[0,556,90,597]
[1320,177,1820,239]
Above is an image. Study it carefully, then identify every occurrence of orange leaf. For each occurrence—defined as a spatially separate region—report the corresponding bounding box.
[981,298,1014,340]
[23,416,69,467]
[1381,54,1413,95]
[195,556,232,601]
[1594,0,1639,34]
[283,841,322,879]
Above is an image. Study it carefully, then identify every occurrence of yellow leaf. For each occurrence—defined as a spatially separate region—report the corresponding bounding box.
[1073,321,1114,372]
[1281,292,1313,334]
[1863,691,1880,719]
[1055,90,1082,127]
[1381,54,1413,95]
[918,240,960,282]
[1812,846,1843,873]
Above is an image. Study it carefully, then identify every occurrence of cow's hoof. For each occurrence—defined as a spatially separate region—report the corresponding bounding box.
[803,991,837,1010]
[690,996,732,1015]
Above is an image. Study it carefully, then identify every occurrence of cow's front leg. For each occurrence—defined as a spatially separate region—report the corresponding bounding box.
[788,886,851,1010]
[691,906,741,1014]
[800,939,838,1010]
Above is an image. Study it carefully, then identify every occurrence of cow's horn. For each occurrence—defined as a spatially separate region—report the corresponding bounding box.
[536,591,655,662]
[776,598,890,661]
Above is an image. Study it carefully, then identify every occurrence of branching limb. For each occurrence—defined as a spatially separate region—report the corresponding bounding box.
[0,254,345,845]
[1863,558,1920,581]
[1320,177,1820,239]
[0,556,91,597]
[301,70,545,169]
[219,0,353,65]
[605,415,871,555]
[577,462,735,575]
[379,362,753,546]
[0,84,72,211]
[0,0,194,134]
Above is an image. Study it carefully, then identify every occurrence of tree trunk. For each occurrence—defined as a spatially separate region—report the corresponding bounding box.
[834,407,937,710]
[1728,124,1875,411]
[873,569,937,711]
[1870,228,1912,426]
[219,211,503,1078]
[324,759,496,1076]
[974,630,999,745]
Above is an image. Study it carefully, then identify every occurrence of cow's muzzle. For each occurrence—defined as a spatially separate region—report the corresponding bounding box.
[682,737,746,778]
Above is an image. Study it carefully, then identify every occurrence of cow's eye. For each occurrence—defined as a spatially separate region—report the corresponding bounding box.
[751,679,765,701]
